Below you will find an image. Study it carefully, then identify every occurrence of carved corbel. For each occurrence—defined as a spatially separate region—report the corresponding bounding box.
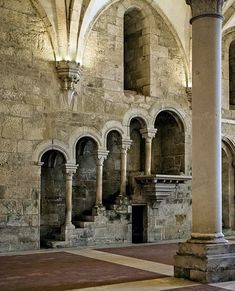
[56,61,81,107]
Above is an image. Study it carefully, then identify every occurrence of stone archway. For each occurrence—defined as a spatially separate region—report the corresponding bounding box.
[72,137,98,221]
[128,118,146,174]
[103,130,122,206]
[152,110,185,175]
[40,150,66,247]
[222,141,235,232]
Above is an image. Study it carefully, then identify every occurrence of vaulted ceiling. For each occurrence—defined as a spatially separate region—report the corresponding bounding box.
[30,0,235,65]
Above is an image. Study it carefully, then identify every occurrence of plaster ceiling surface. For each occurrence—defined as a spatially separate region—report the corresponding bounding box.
[33,0,235,62]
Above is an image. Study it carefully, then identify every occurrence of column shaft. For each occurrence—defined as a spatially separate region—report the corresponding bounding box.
[120,147,128,196]
[96,161,103,206]
[145,138,152,175]
[191,16,223,240]
[65,172,73,226]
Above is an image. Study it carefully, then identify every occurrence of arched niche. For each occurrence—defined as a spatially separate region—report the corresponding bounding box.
[229,40,235,107]
[72,137,98,220]
[222,142,235,231]
[103,130,122,206]
[124,7,150,95]
[40,150,66,246]
[128,118,145,173]
[152,111,185,174]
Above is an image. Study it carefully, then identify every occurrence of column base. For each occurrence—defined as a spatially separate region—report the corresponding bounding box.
[61,223,75,241]
[115,195,130,205]
[174,240,235,283]
[92,205,106,216]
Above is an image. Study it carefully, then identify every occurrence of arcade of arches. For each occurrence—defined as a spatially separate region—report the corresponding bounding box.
[2,0,235,284]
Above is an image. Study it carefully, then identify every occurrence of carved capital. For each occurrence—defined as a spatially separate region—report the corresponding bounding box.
[97,149,109,166]
[121,139,132,151]
[186,0,225,22]
[140,128,157,141]
[64,163,78,175]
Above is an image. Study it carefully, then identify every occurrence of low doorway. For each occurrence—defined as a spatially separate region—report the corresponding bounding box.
[132,205,147,243]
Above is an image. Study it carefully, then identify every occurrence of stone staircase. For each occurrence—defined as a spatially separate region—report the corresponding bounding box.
[43,200,132,248]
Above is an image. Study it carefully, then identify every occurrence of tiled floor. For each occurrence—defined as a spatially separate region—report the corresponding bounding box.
[0,243,235,290]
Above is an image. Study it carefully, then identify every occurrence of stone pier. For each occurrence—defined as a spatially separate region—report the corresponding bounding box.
[174,0,235,283]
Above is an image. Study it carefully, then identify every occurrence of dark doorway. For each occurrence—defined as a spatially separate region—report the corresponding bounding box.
[132,205,147,243]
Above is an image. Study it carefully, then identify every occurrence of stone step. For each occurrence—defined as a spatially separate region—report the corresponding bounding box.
[43,240,66,248]
[82,215,95,222]
[74,221,95,228]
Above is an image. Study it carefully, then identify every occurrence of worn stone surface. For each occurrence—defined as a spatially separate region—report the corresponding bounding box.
[174,242,235,283]
[0,0,233,253]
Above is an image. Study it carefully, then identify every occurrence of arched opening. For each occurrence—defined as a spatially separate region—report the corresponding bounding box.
[229,40,235,107]
[124,7,150,95]
[72,137,98,221]
[40,150,66,246]
[222,142,235,232]
[103,130,122,206]
[128,118,145,173]
[152,111,185,174]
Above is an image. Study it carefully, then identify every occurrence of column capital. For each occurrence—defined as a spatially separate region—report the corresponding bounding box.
[97,149,109,165]
[64,163,78,175]
[140,128,157,140]
[121,139,132,151]
[186,0,225,23]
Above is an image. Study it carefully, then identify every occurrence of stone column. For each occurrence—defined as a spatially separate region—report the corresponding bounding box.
[174,1,235,283]
[63,164,77,229]
[140,128,157,175]
[95,150,109,208]
[187,0,225,243]
[117,139,132,203]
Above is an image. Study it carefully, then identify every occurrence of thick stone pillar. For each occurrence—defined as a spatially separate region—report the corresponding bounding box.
[175,0,235,283]
[140,128,157,175]
[95,150,108,208]
[117,139,132,203]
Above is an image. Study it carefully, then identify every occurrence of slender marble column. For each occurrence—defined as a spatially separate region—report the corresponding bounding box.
[186,0,226,242]
[64,164,77,229]
[119,140,132,198]
[140,128,157,175]
[95,150,108,207]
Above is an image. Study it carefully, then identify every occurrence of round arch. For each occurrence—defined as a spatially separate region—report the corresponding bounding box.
[221,135,235,230]
[222,26,235,109]
[149,102,190,134]
[153,108,186,133]
[222,135,235,158]
[123,108,151,137]
[32,140,71,164]
[101,120,125,148]
[69,127,103,161]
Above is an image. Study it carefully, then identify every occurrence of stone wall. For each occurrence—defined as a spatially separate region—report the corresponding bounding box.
[229,41,235,106]
[148,182,192,241]
[124,7,149,95]
[0,0,58,252]
[0,0,194,252]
